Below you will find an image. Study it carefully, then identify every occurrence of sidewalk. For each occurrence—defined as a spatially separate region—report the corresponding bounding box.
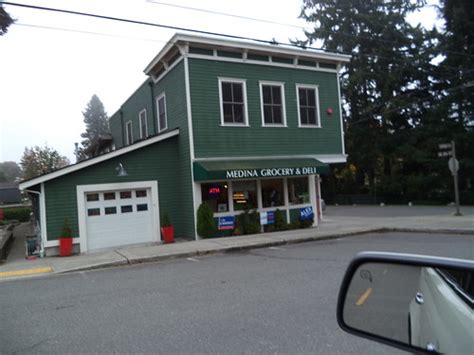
[1,208,473,281]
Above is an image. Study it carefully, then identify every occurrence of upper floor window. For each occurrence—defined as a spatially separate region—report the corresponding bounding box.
[126,121,133,145]
[139,109,148,139]
[156,93,167,132]
[297,85,321,127]
[218,78,248,126]
[260,82,286,126]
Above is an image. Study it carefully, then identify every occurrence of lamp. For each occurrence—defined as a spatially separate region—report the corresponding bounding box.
[116,163,128,177]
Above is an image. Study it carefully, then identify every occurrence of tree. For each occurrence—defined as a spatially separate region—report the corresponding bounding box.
[0,5,14,36]
[20,145,70,180]
[299,0,441,198]
[79,95,110,160]
[0,161,22,182]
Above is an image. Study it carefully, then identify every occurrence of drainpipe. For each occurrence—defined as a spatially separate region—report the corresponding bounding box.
[119,108,125,146]
[24,189,45,258]
[148,81,157,134]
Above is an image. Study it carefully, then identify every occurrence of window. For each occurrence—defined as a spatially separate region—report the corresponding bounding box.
[261,179,284,208]
[288,177,310,205]
[126,121,133,145]
[156,94,167,132]
[260,82,286,126]
[105,207,117,215]
[233,180,257,211]
[121,205,133,213]
[219,78,248,126]
[137,204,148,212]
[104,192,115,200]
[201,182,229,213]
[120,191,132,199]
[86,193,99,202]
[139,109,148,139]
[88,208,100,216]
[297,85,321,127]
[135,190,147,198]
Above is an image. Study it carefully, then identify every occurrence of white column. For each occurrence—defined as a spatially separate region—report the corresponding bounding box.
[309,175,317,227]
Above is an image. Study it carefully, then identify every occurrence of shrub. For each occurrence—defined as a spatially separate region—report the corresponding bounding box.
[161,211,172,227]
[61,218,73,238]
[274,209,286,231]
[3,206,31,222]
[235,206,260,235]
[197,203,216,238]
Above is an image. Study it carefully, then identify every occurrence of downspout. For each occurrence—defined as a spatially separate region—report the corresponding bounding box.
[148,81,157,134]
[120,108,125,146]
[24,189,45,258]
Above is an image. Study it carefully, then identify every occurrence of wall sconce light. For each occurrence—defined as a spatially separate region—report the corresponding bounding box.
[326,107,334,115]
[116,163,128,177]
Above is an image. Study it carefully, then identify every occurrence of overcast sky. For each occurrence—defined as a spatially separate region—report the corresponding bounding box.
[0,0,440,164]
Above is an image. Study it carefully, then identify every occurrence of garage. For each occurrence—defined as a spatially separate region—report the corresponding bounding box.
[77,181,160,252]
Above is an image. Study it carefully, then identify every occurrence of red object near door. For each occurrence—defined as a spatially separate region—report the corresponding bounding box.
[59,238,73,256]
[161,226,175,244]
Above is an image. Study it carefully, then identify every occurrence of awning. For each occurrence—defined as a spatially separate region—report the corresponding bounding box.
[193,158,330,182]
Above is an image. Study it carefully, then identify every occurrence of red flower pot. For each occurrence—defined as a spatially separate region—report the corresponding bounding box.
[59,238,73,256]
[161,226,175,244]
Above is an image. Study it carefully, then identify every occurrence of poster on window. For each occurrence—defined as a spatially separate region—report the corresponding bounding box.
[299,207,314,221]
[260,211,275,225]
[218,216,235,230]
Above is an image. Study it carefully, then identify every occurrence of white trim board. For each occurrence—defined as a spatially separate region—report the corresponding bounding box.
[19,129,180,189]
[193,154,347,164]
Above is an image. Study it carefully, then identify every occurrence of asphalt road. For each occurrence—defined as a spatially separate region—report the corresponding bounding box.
[325,205,474,217]
[1,232,472,354]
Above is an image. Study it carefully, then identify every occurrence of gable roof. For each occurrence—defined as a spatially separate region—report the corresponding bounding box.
[19,129,179,190]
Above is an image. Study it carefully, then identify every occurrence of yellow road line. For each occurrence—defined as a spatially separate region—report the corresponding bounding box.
[355,287,373,306]
[0,267,53,278]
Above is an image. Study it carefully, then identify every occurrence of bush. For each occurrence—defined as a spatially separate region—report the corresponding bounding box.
[197,203,216,238]
[274,209,287,231]
[235,206,260,235]
[61,218,73,238]
[161,211,172,227]
[3,206,31,222]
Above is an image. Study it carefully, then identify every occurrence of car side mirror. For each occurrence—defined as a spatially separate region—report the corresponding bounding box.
[337,252,474,354]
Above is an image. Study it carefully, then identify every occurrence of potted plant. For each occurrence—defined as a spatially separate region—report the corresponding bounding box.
[161,211,174,243]
[59,219,73,256]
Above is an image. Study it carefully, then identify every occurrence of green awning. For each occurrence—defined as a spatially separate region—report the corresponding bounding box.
[193,158,330,181]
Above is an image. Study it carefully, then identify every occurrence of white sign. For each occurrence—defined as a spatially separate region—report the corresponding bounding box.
[438,143,452,150]
[448,158,459,175]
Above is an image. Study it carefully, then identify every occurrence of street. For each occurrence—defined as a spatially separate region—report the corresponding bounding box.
[1,232,472,354]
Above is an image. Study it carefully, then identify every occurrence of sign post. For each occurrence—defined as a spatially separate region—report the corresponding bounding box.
[439,141,462,216]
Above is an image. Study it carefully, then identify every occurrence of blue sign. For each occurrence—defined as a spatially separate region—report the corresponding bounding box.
[300,207,314,221]
[218,216,235,230]
[260,211,275,225]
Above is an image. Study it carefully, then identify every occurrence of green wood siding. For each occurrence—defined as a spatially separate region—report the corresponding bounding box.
[108,60,194,239]
[188,58,343,158]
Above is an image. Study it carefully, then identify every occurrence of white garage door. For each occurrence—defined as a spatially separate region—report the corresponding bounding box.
[85,188,155,251]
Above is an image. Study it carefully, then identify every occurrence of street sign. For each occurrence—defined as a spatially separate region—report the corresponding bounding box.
[438,151,452,157]
[448,158,459,175]
[438,143,452,150]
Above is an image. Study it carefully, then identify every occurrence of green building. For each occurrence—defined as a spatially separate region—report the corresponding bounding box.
[19,33,350,255]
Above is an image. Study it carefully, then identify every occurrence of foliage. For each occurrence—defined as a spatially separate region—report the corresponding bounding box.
[78,95,110,160]
[0,5,14,36]
[61,219,73,238]
[196,203,216,238]
[161,211,172,227]
[0,161,21,183]
[299,0,474,204]
[235,206,260,235]
[3,206,31,222]
[20,145,70,180]
[274,209,287,231]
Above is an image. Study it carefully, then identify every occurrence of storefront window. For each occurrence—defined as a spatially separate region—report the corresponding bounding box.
[233,180,257,211]
[261,179,284,208]
[201,182,229,213]
[288,177,310,205]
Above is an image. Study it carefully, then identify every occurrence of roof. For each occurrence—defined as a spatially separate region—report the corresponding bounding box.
[144,33,351,75]
[0,183,19,190]
[19,129,180,190]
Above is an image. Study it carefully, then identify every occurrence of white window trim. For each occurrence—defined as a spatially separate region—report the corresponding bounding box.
[218,77,249,127]
[76,181,160,253]
[156,93,168,132]
[259,81,287,127]
[126,120,133,145]
[296,84,321,128]
[139,109,148,139]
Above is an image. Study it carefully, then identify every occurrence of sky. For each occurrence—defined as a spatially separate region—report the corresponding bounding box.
[0,0,441,164]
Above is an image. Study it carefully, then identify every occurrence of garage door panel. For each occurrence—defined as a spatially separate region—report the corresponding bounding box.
[84,187,156,251]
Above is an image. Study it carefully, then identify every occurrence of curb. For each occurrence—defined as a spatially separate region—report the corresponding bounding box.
[0,266,53,279]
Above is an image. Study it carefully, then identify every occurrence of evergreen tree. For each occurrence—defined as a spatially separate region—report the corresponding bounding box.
[0,5,15,36]
[79,95,110,160]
